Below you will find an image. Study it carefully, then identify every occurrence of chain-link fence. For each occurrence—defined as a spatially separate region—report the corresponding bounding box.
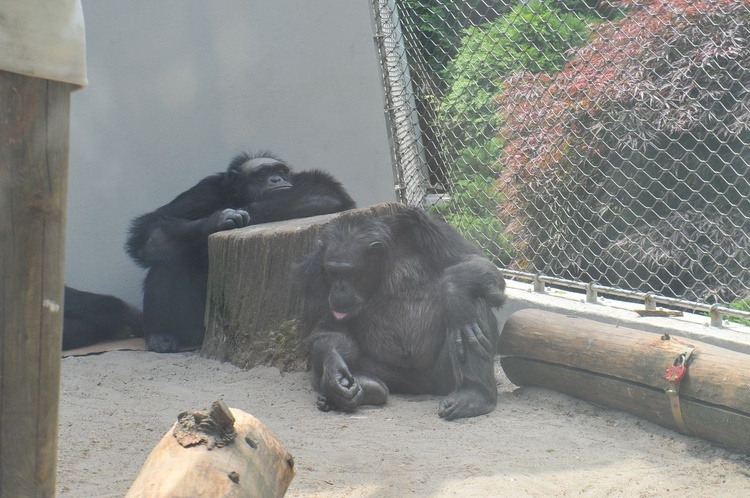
[371,0,750,321]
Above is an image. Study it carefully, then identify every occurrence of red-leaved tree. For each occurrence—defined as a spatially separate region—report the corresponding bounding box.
[496,0,750,302]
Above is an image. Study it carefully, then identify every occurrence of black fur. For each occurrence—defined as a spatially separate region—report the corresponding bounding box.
[296,207,506,420]
[63,286,143,350]
[126,151,355,353]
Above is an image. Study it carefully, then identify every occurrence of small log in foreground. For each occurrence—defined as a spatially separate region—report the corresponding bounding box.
[500,309,750,453]
[125,401,294,498]
[202,202,405,370]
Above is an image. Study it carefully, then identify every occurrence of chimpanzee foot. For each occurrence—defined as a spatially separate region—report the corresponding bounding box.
[316,376,389,413]
[145,333,180,353]
[438,388,496,420]
[357,376,389,406]
[316,394,358,413]
[316,394,334,412]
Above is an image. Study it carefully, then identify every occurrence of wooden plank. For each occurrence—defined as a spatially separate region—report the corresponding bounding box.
[0,69,72,497]
[202,203,404,370]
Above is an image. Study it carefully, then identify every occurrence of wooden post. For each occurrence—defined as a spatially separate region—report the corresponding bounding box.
[0,70,73,497]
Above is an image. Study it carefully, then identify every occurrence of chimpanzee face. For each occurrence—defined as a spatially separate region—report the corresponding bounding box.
[231,158,292,202]
[322,240,386,321]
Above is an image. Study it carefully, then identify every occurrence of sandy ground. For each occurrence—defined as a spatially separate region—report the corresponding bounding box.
[58,350,750,497]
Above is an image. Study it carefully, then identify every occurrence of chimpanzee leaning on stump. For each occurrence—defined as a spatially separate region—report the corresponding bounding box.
[296,207,506,420]
[126,151,356,353]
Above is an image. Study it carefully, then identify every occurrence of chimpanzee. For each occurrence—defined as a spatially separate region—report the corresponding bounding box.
[126,151,355,353]
[63,286,144,350]
[296,207,506,420]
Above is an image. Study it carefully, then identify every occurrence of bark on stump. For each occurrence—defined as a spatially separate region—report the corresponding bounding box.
[500,309,750,453]
[201,202,405,370]
[125,401,295,498]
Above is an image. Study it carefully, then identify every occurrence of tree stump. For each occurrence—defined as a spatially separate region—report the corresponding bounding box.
[125,401,295,498]
[201,202,404,370]
[500,309,750,453]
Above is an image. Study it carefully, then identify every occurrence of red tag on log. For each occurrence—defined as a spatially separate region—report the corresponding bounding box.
[665,364,686,383]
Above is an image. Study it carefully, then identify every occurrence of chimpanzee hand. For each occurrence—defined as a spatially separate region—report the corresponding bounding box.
[441,260,499,363]
[208,208,251,233]
[454,322,492,362]
[317,354,364,412]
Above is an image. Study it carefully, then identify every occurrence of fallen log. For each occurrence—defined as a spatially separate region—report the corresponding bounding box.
[499,309,750,453]
[125,401,295,497]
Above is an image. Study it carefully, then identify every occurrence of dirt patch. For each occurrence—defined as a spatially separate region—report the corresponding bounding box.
[58,351,750,497]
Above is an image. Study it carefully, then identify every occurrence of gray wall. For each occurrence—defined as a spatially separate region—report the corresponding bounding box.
[66,1,396,306]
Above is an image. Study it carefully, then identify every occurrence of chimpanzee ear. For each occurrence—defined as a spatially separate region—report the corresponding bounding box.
[225,169,245,201]
[227,169,241,188]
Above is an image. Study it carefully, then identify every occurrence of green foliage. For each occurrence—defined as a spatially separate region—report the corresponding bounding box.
[429,137,516,264]
[398,0,508,82]
[427,0,597,266]
[729,298,750,327]
[452,136,504,177]
[434,174,496,219]
[431,172,516,266]
[437,0,594,150]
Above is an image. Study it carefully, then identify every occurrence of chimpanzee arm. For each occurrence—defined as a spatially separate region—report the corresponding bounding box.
[126,210,250,266]
[126,174,249,266]
[247,170,356,224]
[309,329,361,402]
[390,207,505,304]
[309,329,389,412]
[441,255,506,309]
[440,254,506,360]
[392,208,506,358]
[390,207,487,267]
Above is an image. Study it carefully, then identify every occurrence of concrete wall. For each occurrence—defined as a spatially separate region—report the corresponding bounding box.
[66,1,395,306]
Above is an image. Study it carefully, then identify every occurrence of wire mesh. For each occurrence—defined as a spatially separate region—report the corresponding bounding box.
[371,0,750,316]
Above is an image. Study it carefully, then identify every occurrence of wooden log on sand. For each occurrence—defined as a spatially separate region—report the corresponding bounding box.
[201,202,405,370]
[125,401,295,498]
[500,309,750,453]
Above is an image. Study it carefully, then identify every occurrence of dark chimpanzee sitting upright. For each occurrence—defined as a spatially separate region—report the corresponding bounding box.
[296,207,506,420]
[126,151,356,353]
[63,286,143,350]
